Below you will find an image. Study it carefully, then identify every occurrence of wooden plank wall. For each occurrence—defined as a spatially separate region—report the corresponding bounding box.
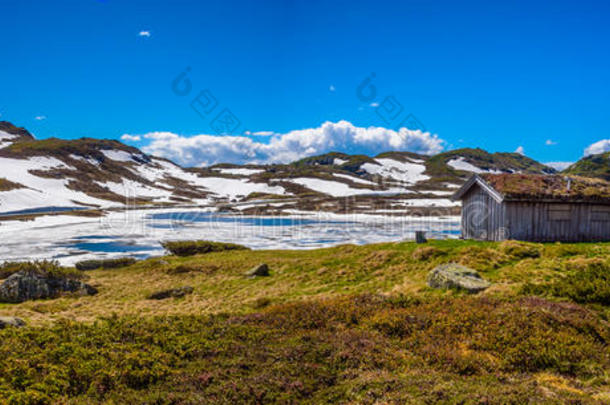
[461,184,506,241]
[505,202,610,242]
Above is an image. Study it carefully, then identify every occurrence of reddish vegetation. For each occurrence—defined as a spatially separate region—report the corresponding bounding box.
[481,173,610,202]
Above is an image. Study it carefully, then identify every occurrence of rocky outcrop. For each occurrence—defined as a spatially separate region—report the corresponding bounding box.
[245,264,270,277]
[0,316,25,329]
[0,270,98,303]
[147,286,194,300]
[427,263,491,294]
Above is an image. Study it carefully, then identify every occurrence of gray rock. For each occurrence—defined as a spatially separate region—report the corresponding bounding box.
[427,263,491,294]
[0,270,98,303]
[147,286,194,300]
[0,316,25,329]
[245,263,269,277]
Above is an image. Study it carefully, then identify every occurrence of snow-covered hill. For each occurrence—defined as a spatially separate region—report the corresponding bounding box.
[0,121,556,216]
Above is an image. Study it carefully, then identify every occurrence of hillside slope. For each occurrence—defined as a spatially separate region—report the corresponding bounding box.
[564,152,610,181]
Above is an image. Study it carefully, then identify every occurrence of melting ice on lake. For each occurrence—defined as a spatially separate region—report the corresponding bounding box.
[0,209,460,265]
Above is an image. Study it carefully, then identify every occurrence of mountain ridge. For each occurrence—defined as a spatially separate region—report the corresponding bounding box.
[563,151,610,181]
[0,121,572,216]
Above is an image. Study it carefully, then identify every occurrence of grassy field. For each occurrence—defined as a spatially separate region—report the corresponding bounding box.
[0,240,609,404]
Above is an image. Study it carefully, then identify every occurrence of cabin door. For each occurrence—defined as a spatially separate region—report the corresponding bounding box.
[464,199,490,240]
[472,207,489,240]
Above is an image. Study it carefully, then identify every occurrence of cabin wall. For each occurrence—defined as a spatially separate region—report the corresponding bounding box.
[460,184,506,241]
[505,202,610,242]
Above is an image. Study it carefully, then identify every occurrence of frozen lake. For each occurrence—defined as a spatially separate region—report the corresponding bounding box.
[0,209,460,265]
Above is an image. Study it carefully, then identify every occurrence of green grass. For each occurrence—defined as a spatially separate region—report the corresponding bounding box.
[0,240,609,403]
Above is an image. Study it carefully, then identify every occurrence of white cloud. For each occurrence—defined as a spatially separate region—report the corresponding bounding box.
[133,120,445,167]
[138,30,151,37]
[121,134,141,142]
[515,146,524,155]
[370,102,379,107]
[329,85,335,92]
[584,139,610,156]
[545,139,557,146]
[252,131,274,136]
[545,161,573,171]
[34,115,46,121]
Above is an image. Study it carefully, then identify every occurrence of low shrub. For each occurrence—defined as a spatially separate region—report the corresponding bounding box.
[457,246,509,271]
[0,260,84,280]
[0,294,607,403]
[147,286,194,300]
[75,258,137,271]
[411,246,446,261]
[251,297,272,309]
[161,240,249,256]
[499,240,542,259]
[165,263,219,275]
[523,258,610,305]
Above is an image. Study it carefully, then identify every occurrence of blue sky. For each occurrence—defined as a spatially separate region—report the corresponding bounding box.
[1,0,609,167]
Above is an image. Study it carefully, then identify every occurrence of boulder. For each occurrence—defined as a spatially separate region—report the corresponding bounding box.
[0,270,98,303]
[427,263,491,294]
[147,286,194,300]
[0,316,25,329]
[245,263,270,277]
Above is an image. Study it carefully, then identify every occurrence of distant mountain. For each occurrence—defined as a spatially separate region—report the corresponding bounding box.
[563,152,610,181]
[0,121,557,216]
[0,122,34,148]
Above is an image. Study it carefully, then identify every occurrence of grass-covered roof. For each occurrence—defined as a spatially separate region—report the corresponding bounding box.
[480,173,610,203]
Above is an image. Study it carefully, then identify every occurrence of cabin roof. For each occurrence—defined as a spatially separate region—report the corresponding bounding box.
[452,173,610,204]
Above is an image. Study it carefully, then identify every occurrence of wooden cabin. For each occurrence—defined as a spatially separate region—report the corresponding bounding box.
[452,174,610,242]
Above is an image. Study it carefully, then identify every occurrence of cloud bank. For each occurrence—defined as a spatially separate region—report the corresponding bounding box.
[544,161,573,171]
[121,134,141,142]
[584,139,610,156]
[128,120,445,167]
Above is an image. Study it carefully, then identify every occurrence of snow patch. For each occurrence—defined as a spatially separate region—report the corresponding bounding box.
[215,168,265,176]
[361,158,429,185]
[0,131,18,149]
[395,198,460,208]
[190,177,286,199]
[101,149,137,162]
[96,179,173,199]
[285,177,409,197]
[0,156,114,213]
[447,157,502,174]
[424,190,455,196]
[332,173,377,186]
[69,154,100,166]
